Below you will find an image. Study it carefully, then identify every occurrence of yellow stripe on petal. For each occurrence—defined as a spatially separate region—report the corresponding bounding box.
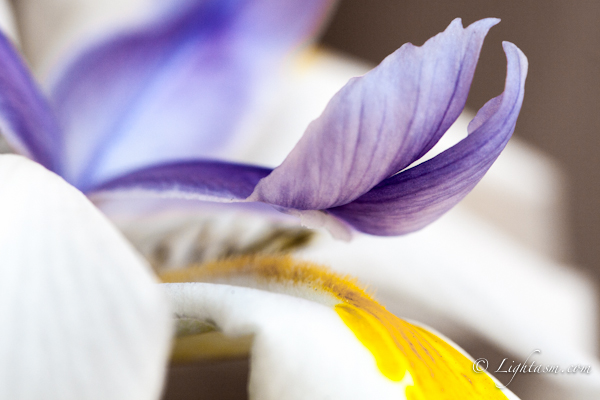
[335,303,409,382]
[160,255,509,399]
[336,300,508,399]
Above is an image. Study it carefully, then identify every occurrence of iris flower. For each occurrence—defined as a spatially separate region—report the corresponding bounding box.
[0,1,529,399]
[1,154,522,399]
[0,1,526,240]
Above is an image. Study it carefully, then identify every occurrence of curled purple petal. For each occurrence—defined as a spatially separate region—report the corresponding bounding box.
[0,33,61,171]
[51,0,334,189]
[250,18,499,210]
[89,160,272,202]
[328,42,528,235]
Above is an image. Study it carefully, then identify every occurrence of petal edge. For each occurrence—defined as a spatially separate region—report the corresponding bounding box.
[250,18,499,210]
[329,42,528,235]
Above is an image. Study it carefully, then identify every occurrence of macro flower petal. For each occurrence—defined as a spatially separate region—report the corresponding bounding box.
[50,0,335,189]
[10,0,151,73]
[161,255,520,400]
[329,42,527,235]
[0,155,171,399]
[0,33,62,171]
[0,0,17,43]
[249,18,499,210]
[90,159,272,202]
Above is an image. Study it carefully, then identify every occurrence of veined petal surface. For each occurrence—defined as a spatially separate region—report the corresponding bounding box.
[250,18,498,210]
[51,0,334,189]
[0,155,171,400]
[330,42,528,235]
[90,159,272,202]
[0,33,61,171]
[161,255,519,400]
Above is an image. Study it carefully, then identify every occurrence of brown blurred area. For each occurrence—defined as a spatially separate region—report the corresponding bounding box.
[320,0,600,279]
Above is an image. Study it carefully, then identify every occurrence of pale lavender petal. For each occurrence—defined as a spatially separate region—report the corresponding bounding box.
[90,160,272,202]
[51,0,334,190]
[0,33,61,171]
[250,18,499,210]
[328,42,528,235]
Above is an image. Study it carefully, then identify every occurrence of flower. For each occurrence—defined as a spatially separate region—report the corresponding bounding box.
[0,2,530,398]
[0,154,521,399]
[0,0,334,188]
[0,7,527,240]
[162,255,522,400]
[91,18,527,241]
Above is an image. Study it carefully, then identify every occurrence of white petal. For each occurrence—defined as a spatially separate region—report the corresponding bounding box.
[298,207,600,398]
[0,155,172,400]
[165,282,412,400]
[162,256,519,400]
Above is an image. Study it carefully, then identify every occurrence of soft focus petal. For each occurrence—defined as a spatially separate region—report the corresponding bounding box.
[0,155,171,399]
[0,32,62,171]
[162,256,519,400]
[250,18,498,210]
[51,0,335,189]
[329,42,527,235]
[90,159,271,202]
[0,0,17,43]
[87,161,354,240]
[12,0,149,76]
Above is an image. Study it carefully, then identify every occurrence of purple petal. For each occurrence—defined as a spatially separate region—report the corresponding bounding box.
[0,33,61,171]
[90,160,272,202]
[328,42,528,235]
[250,18,499,210]
[51,0,334,190]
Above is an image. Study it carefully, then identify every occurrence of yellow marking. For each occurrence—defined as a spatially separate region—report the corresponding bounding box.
[160,254,370,301]
[336,302,508,398]
[292,47,324,73]
[161,255,509,399]
[335,303,409,381]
